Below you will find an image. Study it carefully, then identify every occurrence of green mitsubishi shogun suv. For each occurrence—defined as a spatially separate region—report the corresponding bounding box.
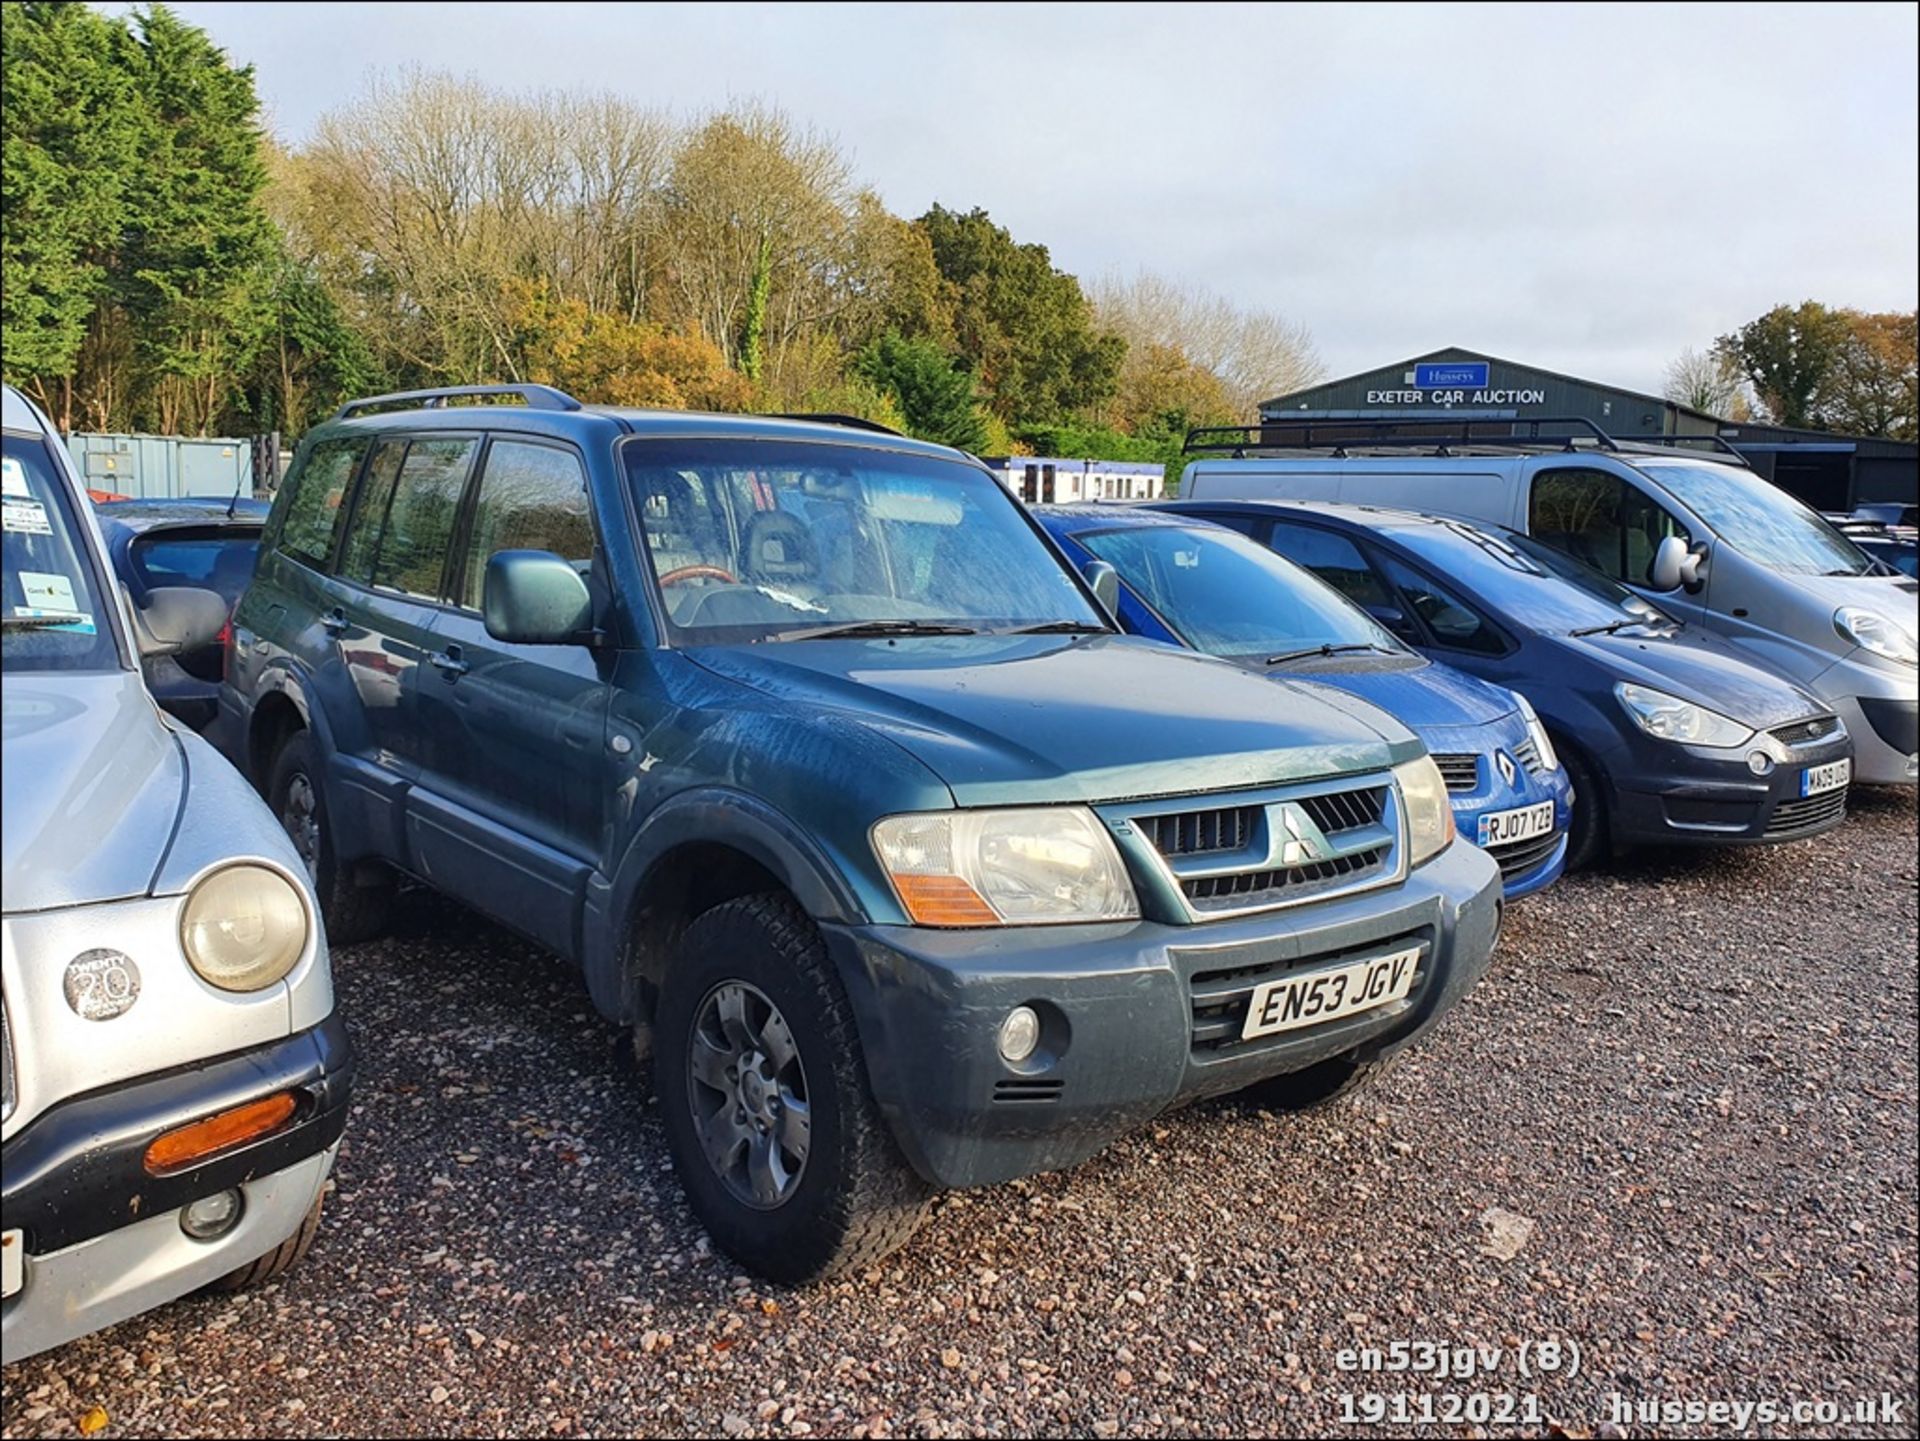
[220,385,1503,1280]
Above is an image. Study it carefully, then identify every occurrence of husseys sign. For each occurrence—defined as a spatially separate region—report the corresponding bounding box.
[1366,362,1546,407]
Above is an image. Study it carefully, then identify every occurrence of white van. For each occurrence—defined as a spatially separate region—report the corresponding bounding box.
[1180,425,1919,785]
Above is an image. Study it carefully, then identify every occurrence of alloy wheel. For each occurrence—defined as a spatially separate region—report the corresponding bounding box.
[686,981,812,1209]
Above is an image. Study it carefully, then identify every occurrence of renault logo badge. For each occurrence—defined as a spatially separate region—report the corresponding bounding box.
[1275,803,1334,866]
[1496,751,1519,788]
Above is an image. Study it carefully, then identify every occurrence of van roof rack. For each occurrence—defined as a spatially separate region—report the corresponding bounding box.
[771,412,903,436]
[1610,433,1750,460]
[335,384,584,420]
[1182,416,1621,459]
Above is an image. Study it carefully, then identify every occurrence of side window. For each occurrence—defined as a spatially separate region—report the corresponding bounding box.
[337,437,409,585]
[276,437,367,567]
[1202,512,1271,545]
[1380,556,1505,655]
[1266,522,1395,611]
[371,437,475,600]
[456,440,593,610]
[1530,467,1689,585]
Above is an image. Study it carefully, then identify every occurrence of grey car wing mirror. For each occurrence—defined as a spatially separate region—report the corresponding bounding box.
[131,585,229,659]
[483,550,594,645]
[1649,535,1693,592]
[1081,559,1121,614]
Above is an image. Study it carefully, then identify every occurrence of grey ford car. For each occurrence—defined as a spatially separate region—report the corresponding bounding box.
[219,384,1502,1281]
[2,385,351,1361]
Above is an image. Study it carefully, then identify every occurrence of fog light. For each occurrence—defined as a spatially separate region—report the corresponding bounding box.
[998,1006,1041,1064]
[1747,750,1774,776]
[180,1188,244,1241]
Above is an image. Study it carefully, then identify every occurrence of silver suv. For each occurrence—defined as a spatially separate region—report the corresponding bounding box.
[2,385,351,1361]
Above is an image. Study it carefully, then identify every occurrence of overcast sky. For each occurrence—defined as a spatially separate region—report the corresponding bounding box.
[107,1,1918,396]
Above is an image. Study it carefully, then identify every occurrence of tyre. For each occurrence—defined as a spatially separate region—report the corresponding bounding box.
[268,729,392,944]
[208,1194,323,1292]
[654,893,931,1282]
[1238,1049,1397,1112]
[1557,741,1610,872]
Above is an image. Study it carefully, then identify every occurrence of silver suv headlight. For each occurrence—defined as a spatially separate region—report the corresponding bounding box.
[872,807,1139,926]
[180,865,310,991]
[1834,606,1918,666]
[1615,682,1754,748]
[1393,755,1453,867]
[1513,693,1559,771]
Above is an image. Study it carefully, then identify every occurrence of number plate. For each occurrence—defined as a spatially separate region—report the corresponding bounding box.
[1241,945,1423,1041]
[1801,758,1851,796]
[1477,799,1556,848]
[2,1230,21,1299]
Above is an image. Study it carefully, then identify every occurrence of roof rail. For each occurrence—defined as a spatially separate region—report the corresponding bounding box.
[1182,416,1621,459]
[771,412,903,436]
[334,384,583,421]
[1612,432,1750,461]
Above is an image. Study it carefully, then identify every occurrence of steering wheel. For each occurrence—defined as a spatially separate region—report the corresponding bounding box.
[657,563,736,587]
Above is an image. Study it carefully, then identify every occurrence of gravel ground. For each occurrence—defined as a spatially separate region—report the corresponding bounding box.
[5,791,1915,1439]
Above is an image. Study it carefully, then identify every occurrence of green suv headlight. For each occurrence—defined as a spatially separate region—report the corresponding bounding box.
[872,807,1139,927]
[1393,755,1453,867]
[180,865,310,991]
[1615,682,1753,748]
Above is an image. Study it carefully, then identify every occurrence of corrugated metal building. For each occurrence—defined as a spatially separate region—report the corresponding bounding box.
[1260,346,1916,511]
[64,432,257,500]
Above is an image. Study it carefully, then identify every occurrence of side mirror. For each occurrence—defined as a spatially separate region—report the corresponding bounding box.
[1081,559,1121,614]
[1648,535,1696,592]
[483,550,593,645]
[1363,603,1417,640]
[132,585,228,659]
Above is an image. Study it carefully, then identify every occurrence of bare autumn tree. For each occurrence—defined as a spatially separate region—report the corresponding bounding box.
[1662,345,1750,420]
[286,71,670,386]
[1091,271,1325,419]
[657,104,859,380]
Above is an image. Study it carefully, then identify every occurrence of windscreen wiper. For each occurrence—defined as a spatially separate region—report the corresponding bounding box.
[2,613,90,630]
[1002,620,1109,635]
[773,619,980,642]
[1265,642,1391,666]
[1570,617,1671,638]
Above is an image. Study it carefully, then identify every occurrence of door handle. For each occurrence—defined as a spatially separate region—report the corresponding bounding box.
[320,608,349,636]
[429,645,468,678]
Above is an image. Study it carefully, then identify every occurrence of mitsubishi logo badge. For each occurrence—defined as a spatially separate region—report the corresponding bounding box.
[1496,751,1519,788]
[1276,803,1333,866]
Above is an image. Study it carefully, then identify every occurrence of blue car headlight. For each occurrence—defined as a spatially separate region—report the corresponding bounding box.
[1513,693,1559,771]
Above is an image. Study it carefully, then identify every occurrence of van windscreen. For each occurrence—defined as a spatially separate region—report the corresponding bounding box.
[1640,463,1873,577]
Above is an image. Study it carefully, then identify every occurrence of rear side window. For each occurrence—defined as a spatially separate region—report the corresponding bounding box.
[1381,555,1505,655]
[338,437,409,585]
[456,441,593,610]
[1266,522,1395,611]
[372,437,475,600]
[132,532,259,606]
[277,438,366,567]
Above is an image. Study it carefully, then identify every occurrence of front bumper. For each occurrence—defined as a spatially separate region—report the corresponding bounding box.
[1606,730,1856,846]
[1806,657,1917,786]
[2,1014,352,1362]
[823,838,1501,1189]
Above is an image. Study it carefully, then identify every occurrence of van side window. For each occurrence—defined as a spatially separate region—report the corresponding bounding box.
[372,437,476,600]
[1530,468,1689,586]
[277,438,367,568]
[1266,522,1394,611]
[456,441,594,610]
[338,437,409,585]
[1380,556,1505,655]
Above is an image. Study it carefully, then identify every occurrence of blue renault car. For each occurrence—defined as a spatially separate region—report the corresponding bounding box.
[1162,499,1856,867]
[1037,506,1572,898]
[219,386,1504,1282]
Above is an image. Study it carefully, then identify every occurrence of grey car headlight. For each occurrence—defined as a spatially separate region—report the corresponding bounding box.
[180,865,310,991]
[1834,606,1918,666]
[872,807,1139,926]
[1393,755,1453,867]
[1615,682,1753,748]
[1513,692,1560,771]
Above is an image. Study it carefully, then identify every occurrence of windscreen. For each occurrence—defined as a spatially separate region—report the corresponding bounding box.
[1640,462,1873,577]
[625,440,1101,643]
[1076,522,1400,660]
[3,434,119,673]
